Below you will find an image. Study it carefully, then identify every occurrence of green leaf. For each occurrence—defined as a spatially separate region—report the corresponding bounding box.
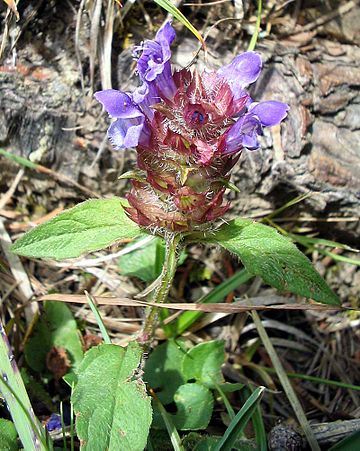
[11,198,140,260]
[24,301,83,373]
[146,340,220,431]
[194,436,220,451]
[72,342,152,451]
[172,383,214,431]
[182,340,225,388]
[214,387,265,451]
[0,419,18,451]
[21,368,54,411]
[217,383,245,393]
[210,219,340,305]
[144,339,188,404]
[119,236,187,282]
[119,237,165,282]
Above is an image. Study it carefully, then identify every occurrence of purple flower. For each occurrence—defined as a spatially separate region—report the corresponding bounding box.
[218,52,262,100]
[94,89,150,149]
[95,22,178,148]
[223,100,289,153]
[134,21,176,100]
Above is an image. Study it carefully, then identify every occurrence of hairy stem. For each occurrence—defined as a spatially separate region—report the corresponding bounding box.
[139,233,182,346]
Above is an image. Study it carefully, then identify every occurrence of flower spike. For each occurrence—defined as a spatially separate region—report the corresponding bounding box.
[95,22,289,232]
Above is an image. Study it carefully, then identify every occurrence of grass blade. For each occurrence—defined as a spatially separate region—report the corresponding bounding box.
[85,291,112,344]
[0,147,38,170]
[244,387,267,451]
[214,383,235,421]
[261,367,360,392]
[264,192,312,220]
[251,311,320,451]
[150,389,185,451]
[214,386,265,451]
[154,0,205,47]
[0,319,48,450]
[287,233,359,253]
[59,402,67,451]
[247,0,262,51]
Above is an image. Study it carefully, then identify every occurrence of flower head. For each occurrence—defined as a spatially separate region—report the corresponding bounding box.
[95,22,289,232]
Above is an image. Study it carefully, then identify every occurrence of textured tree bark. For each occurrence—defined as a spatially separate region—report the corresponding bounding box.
[230,37,360,238]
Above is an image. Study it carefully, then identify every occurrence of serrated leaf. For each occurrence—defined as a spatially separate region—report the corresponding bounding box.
[24,301,83,373]
[172,383,214,430]
[182,340,225,388]
[11,198,140,260]
[72,342,152,451]
[0,419,18,451]
[144,339,188,404]
[210,219,340,305]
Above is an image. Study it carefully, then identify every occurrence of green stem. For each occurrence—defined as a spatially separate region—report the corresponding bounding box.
[139,233,182,346]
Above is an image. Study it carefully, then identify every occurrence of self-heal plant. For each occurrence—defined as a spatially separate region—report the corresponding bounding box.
[94,22,292,340]
[11,21,340,451]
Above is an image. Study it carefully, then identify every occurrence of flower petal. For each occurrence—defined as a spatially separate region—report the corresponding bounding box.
[132,82,162,119]
[95,90,143,119]
[223,113,263,154]
[218,52,262,97]
[136,22,175,83]
[108,118,146,149]
[249,100,289,126]
[222,116,244,154]
[155,21,176,59]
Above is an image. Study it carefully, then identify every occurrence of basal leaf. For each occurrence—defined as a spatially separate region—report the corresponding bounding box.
[172,383,214,431]
[11,198,140,260]
[144,339,188,404]
[182,340,225,388]
[72,342,152,451]
[24,301,83,373]
[210,219,340,305]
